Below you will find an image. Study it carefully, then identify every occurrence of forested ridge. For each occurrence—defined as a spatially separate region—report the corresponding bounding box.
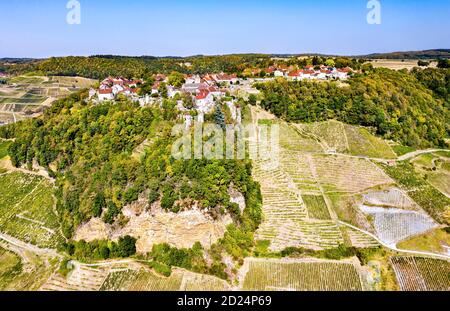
[256,68,450,148]
[0,93,262,243]
[5,55,271,79]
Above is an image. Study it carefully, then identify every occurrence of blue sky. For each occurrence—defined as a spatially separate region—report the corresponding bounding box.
[1,0,449,58]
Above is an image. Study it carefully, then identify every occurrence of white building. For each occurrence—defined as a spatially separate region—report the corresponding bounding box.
[274,70,285,77]
[98,89,114,101]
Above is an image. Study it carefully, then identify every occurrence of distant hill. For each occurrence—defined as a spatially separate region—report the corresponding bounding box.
[0,58,37,64]
[361,49,450,60]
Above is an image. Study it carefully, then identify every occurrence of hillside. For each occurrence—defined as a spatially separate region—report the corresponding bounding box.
[255,68,449,148]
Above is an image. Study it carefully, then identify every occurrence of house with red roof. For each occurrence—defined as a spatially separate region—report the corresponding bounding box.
[98,88,114,101]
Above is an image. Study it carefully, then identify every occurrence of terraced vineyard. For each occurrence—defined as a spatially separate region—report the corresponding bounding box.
[359,205,439,247]
[100,268,230,291]
[242,259,363,291]
[0,75,96,124]
[313,155,393,193]
[278,122,323,153]
[0,172,64,248]
[250,112,396,251]
[252,150,344,251]
[293,120,396,159]
[391,257,450,291]
[345,227,380,248]
[363,188,417,210]
[344,125,396,159]
[295,120,348,153]
[41,265,109,291]
[302,195,331,220]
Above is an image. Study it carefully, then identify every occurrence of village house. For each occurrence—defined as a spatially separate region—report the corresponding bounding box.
[214,73,238,84]
[97,77,140,101]
[185,75,201,84]
[98,88,114,101]
[274,70,285,77]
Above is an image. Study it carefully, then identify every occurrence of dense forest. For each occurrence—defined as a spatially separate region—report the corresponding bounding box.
[256,68,450,148]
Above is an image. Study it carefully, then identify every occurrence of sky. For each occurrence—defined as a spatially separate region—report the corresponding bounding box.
[0,0,449,58]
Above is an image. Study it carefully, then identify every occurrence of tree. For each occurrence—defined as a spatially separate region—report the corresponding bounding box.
[325,59,335,67]
[214,104,226,130]
[92,192,106,217]
[158,82,168,98]
[437,59,450,69]
[116,235,137,257]
[168,71,185,88]
[248,94,257,106]
[417,60,430,67]
[182,93,195,110]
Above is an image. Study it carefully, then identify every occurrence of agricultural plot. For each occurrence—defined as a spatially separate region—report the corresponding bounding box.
[41,265,109,291]
[363,188,417,210]
[278,122,323,153]
[380,161,450,225]
[410,153,450,197]
[100,268,230,291]
[241,258,363,291]
[295,120,348,153]
[313,155,393,193]
[279,150,320,193]
[344,227,380,248]
[257,219,344,251]
[358,205,439,247]
[344,125,396,159]
[0,172,63,249]
[293,120,395,159]
[0,75,96,124]
[302,195,331,220]
[252,148,344,251]
[390,257,450,291]
[428,172,450,197]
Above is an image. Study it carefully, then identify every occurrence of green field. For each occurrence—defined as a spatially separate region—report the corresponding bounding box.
[302,195,331,220]
[0,172,64,248]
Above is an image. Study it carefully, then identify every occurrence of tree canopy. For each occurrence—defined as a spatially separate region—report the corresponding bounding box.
[256,68,449,148]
